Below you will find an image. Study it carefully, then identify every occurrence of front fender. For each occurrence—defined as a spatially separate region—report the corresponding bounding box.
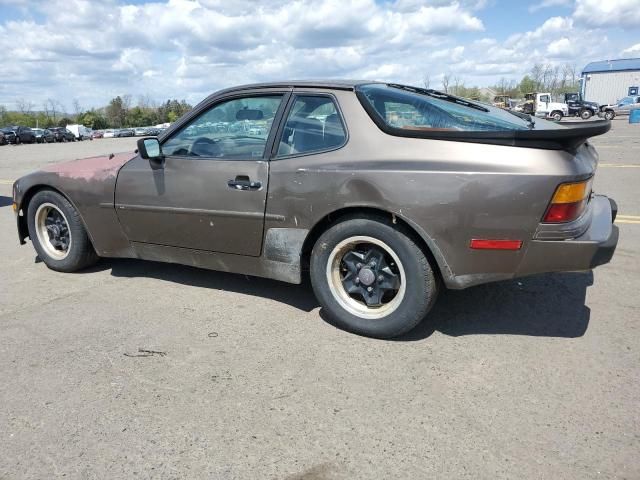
[13,153,137,258]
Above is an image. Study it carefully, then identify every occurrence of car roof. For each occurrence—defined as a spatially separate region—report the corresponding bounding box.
[195,79,380,106]
[226,79,376,91]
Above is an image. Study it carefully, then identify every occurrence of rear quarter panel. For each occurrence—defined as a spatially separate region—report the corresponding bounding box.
[265,90,598,288]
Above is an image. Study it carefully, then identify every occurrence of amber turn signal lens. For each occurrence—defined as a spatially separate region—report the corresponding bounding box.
[551,179,591,204]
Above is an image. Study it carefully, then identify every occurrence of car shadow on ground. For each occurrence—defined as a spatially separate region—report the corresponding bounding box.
[100,258,593,341]
[0,196,13,207]
[396,271,593,341]
[104,258,319,312]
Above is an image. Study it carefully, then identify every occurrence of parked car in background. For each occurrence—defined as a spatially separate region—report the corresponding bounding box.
[134,127,148,136]
[66,124,92,141]
[600,95,640,120]
[0,127,15,144]
[33,128,55,143]
[10,80,618,339]
[91,130,104,139]
[0,130,6,145]
[103,129,116,138]
[3,126,36,144]
[48,127,76,142]
[116,128,135,137]
[144,128,162,136]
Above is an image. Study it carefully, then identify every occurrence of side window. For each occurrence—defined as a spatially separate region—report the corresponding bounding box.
[276,96,346,157]
[162,95,282,159]
[540,95,550,103]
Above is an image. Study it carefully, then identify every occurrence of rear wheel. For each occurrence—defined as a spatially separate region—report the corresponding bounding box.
[580,109,593,120]
[27,190,98,272]
[310,217,438,338]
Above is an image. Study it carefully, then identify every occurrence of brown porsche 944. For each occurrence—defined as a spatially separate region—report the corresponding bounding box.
[12,81,618,338]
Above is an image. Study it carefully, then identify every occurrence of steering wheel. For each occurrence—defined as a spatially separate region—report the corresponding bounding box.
[191,137,221,157]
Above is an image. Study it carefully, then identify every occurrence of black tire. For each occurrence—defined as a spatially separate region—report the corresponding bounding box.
[15,135,21,145]
[604,110,615,120]
[580,109,593,120]
[310,216,439,338]
[27,190,98,272]
[550,111,563,122]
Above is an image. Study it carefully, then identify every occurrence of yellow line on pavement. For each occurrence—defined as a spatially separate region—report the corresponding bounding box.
[618,214,640,220]
[0,179,14,185]
[617,219,640,224]
[600,163,640,168]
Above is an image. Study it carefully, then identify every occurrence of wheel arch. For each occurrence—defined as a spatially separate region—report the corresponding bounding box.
[17,184,95,248]
[300,206,452,284]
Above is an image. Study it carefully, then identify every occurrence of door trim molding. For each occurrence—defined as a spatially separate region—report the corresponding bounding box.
[115,203,285,221]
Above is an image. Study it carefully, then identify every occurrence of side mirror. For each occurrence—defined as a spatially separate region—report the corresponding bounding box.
[137,137,163,168]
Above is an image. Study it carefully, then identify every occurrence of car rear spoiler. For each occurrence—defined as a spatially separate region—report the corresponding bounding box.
[366,108,611,151]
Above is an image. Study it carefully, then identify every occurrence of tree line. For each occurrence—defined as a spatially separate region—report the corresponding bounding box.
[424,62,581,101]
[0,95,192,129]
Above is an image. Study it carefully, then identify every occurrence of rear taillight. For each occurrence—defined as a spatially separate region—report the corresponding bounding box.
[543,178,592,223]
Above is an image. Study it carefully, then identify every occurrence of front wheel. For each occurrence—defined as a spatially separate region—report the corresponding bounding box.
[604,110,615,120]
[27,190,98,272]
[310,217,438,338]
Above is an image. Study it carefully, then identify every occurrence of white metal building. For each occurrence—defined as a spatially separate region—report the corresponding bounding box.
[581,58,640,105]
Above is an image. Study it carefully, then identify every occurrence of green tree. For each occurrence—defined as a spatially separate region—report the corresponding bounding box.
[106,96,127,128]
[77,109,108,129]
[167,111,179,123]
[519,75,537,95]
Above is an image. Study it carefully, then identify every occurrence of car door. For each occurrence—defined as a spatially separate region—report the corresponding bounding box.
[114,90,289,257]
[539,94,550,114]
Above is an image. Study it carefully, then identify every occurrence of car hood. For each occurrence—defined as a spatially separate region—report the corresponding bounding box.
[41,151,135,182]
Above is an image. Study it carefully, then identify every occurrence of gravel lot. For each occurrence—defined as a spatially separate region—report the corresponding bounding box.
[1,122,639,479]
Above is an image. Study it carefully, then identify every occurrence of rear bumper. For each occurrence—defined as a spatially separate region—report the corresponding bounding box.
[517,195,618,276]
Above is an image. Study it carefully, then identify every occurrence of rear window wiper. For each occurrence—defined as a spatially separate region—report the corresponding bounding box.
[387,83,489,112]
[504,109,535,129]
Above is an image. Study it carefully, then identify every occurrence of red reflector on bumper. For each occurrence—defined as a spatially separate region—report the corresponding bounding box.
[470,239,523,250]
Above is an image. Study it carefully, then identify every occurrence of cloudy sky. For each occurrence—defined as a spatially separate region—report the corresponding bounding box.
[1,0,639,111]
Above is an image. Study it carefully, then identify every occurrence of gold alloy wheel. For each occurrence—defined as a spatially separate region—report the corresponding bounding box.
[34,202,72,260]
[326,236,406,319]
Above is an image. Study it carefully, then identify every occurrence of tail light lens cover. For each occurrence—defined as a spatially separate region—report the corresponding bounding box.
[543,178,592,223]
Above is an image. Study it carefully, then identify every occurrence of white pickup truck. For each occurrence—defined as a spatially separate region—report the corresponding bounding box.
[521,93,569,121]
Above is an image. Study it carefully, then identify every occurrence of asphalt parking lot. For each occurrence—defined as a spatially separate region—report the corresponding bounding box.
[1,123,639,479]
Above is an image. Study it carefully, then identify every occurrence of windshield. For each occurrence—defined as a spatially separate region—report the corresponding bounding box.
[357,84,531,132]
[619,96,634,105]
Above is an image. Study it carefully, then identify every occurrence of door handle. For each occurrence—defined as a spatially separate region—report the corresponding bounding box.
[227,176,262,191]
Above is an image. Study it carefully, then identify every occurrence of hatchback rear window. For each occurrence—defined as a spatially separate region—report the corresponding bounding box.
[357,83,531,132]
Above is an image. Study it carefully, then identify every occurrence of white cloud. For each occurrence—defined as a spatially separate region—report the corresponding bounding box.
[573,0,640,28]
[529,0,573,13]
[0,0,637,110]
[547,37,576,57]
[621,43,640,57]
